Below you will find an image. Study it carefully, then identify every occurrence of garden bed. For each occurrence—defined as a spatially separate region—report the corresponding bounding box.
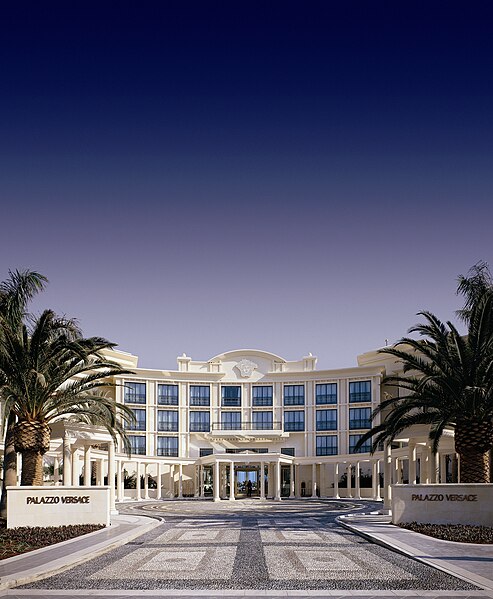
[0,521,105,560]
[398,522,493,544]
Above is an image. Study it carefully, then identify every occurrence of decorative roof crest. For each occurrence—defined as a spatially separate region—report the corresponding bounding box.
[235,359,258,378]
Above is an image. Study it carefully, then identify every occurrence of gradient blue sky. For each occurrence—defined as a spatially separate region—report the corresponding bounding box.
[1,2,492,369]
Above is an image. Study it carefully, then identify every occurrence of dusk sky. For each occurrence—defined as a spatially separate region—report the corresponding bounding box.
[1,2,492,370]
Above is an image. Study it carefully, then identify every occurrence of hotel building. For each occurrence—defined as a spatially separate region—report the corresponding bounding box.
[6,347,460,513]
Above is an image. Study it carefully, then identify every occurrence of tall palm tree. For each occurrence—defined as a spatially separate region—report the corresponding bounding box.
[0,270,47,517]
[356,290,493,483]
[0,309,134,486]
[456,261,493,323]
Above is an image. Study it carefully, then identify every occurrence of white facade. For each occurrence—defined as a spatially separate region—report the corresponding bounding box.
[6,347,461,506]
[107,348,386,500]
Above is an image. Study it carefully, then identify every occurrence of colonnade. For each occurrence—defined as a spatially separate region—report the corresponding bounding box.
[32,438,461,510]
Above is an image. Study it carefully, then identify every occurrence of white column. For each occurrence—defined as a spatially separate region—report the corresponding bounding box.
[136,462,142,500]
[311,463,317,498]
[431,451,439,484]
[354,461,361,499]
[108,440,116,513]
[54,455,60,485]
[229,461,235,500]
[289,464,295,498]
[422,446,431,484]
[116,461,124,501]
[393,456,400,484]
[383,443,392,511]
[275,460,281,501]
[439,453,447,484]
[194,466,199,497]
[144,464,149,499]
[178,463,183,498]
[169,464,175,498]
[96,459,104,486]
[371,460,379,500]
[260,462,265,500]
[346,463,352,498]
[267,463,273,498]
[63,434,72,485]
[408,441,417,485]
[333,463,340,498]
[157,462,163,499]
[213,461,220,501]
[83,446,91,486]
[71,448,79,486]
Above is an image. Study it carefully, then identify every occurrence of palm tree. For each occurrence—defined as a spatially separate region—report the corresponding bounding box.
[456,261,493,323]
[356,290,493,483]
[0,309,134,486]
[0,270,47,517]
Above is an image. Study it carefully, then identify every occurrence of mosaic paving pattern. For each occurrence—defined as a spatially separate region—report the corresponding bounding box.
[22,499,477,591]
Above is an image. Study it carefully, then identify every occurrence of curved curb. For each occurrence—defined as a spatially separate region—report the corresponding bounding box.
[0,515,163,590]
[336,514,492,591]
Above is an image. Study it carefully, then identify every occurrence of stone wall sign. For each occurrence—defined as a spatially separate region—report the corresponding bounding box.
[392,483,493,527]
[7,485,110,528]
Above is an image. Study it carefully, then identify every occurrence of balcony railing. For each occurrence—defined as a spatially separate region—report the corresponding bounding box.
[212,421,282,431]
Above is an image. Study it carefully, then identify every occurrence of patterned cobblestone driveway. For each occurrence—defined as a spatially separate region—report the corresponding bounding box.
[21,499,477,592]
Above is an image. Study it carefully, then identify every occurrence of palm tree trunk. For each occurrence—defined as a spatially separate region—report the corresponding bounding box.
[0,415,18,519]
[457,449,490,483]
[21,450,44,486]
[455,420,493,483]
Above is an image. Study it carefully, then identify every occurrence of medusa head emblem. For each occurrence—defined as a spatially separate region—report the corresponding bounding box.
[235,359,258,378]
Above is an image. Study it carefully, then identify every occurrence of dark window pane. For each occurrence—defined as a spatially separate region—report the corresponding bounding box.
[190,386,210,406]
[349,381,371,403]
[158,384,179,406]
[284,410,305,431]
[316,383,337,405]
[283,385,305,406]
[190,411,210,432]
[316,435,337,456]
[252,386,273,406]
[316,409,337,431]
[124,382,146,404]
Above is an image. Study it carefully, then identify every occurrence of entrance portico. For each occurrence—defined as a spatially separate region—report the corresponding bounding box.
[199,451,294,501]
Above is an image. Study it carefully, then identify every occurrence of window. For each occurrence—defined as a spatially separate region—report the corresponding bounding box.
[252,411,273,430]
[284,385,305,406]
[199,448,213,457]
[190,411,210,432]
[157,410,178,432]
[126,408,146,431]
[158,384,178,406]
[349,380,371,403]
[349,434,372,454]
[316,409,337,431]
[349,407,372,429]
[316,383,337,405]
[316,435,338,456]
[221,411,241,430]
[252,386,273,406]
[281,448,295,456]
[157,436,178,457]
[124,382,146,404]
[129,435,146,455]
[221,386,241,407]
[284,410,304,431]
[190,385,210,407]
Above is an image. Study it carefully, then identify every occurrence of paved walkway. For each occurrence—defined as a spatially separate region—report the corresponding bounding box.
[1,499,493,599]
[338,512,493,592]
[0,513,160,591]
